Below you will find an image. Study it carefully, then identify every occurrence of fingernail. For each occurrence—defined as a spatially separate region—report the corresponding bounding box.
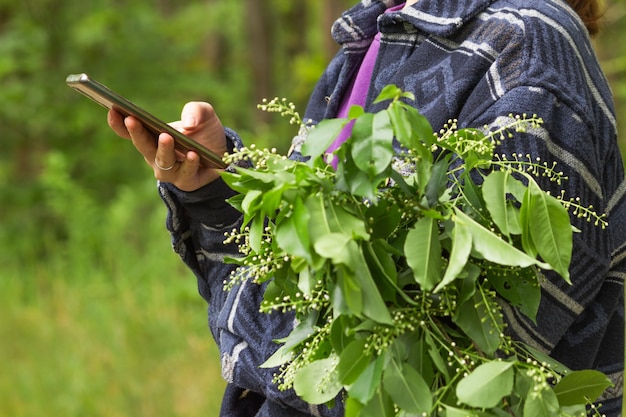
[182,114,196,129]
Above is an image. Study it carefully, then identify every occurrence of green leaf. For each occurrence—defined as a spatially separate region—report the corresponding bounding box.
[454,209,550,270]
[521,344,572,375]
[302,118,348,161]
[459,172,486,218]
[280,310,318,350]
[560,405,588,416]
[526,180,572,282]
[353,247,394,324]
[386,100,432,158]
[505,203,522,235]
[424,331,450,382]
[373,84,404,103]
[455,263,480,306]
[344,397,364,417]
[523,385,560,417]
[405,101,434,146]
[387,101,432,195]
[435,221,472,292]
[260,311,317,368]
[271,266,302,298]
[519,184,538,258]
[365,197,402,239]
[405,216,443,291]
[275,196,311,261]
[414,155,434,198]
[259,343,293,369]
[261,186,289,216]
[363,240,402,303]
[424,157,450,207]
[322,242,392,324]
[228,165,282,185]
[348,104,364,119]
[402,334,434,385]
[314,233,355,268]
[335,151,382,201]
[362,242,390,302]
[347,354,386,404]
[241,189,263,213]
[387,103,412,149]
[305,195,370,241]
[442,405,481,417]
[293,357,342,405]
[330,315,355,353]
[369,240,417,305]
[336,266,363,317]
[456,361,515,408]
[225,192,245,212]
[234,173,270,195]
[351,111,394,177]
[248,215,265,254]
[553,370,613,406]
[338,339,371,385]
[297,267,316,298]
[482,170,517,237]
[383,361,433,415]
[514,369,535,399]
[360,387,395,417]
[453,291,502,355]
[486,266,540,323]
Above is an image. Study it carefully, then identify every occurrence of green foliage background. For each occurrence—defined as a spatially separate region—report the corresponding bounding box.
[0,0,624,416]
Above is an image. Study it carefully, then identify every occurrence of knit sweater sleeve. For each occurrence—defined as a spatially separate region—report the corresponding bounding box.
[157,127,244,303]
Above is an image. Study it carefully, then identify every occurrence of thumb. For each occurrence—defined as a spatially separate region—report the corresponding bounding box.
[181,102,200,130]
[181,101,220,131]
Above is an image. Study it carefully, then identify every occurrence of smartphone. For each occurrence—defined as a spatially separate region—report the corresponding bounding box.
[66,73,227,169]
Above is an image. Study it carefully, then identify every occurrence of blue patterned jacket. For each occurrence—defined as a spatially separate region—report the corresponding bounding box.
[160,0,625,416]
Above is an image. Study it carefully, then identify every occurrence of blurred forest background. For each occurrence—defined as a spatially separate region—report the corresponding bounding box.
[1,1,625,416]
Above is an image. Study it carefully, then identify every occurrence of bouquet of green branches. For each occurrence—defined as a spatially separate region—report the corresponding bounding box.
[221,86,612,417]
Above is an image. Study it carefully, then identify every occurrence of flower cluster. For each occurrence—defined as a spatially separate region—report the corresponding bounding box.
[257,97,302,126]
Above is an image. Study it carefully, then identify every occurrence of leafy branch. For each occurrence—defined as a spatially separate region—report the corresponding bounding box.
[221,85,612,416]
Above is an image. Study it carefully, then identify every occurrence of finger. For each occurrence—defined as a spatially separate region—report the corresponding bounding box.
[168,102,216,132]
[180,102,203,131]
[175,151,223,192]
[124,116,160,158]
[180,101,219,132]
[179,102,227,156]
[178,151,201,178]
[108,109,131,140]
[169,120,183,132]
[153,133,178,173]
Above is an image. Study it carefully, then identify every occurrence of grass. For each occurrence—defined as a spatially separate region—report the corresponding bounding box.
[0,166,226,417]
[0,269,224,417]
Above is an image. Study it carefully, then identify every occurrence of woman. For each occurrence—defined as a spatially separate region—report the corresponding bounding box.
[109,0,624,416]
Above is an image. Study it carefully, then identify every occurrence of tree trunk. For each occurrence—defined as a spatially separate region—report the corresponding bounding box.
[245,0,274,123]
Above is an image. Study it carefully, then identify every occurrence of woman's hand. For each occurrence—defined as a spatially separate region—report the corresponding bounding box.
[108,101,228,191]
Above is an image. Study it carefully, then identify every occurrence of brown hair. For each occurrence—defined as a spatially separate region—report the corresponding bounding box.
[565,0,603,36]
